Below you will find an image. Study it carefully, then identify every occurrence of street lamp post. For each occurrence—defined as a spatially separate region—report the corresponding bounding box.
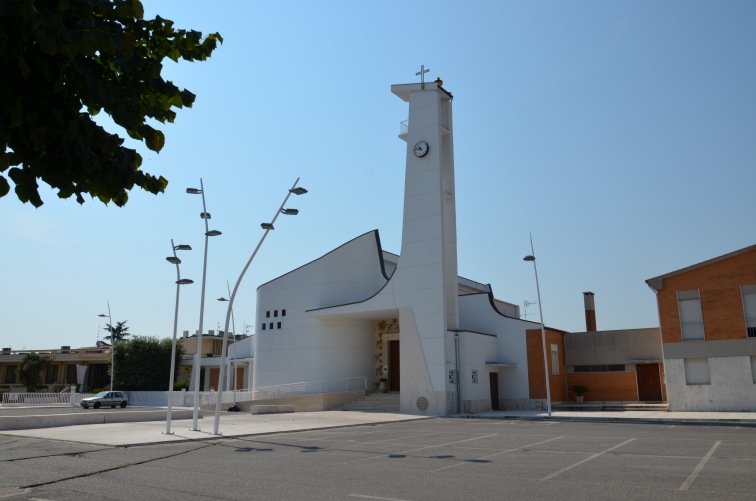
[217,281,237,395]
[523,234,552,417]
[186,179,222,431]
[164,240,193,435]
[212,178,307,435]
[98,302,113,391]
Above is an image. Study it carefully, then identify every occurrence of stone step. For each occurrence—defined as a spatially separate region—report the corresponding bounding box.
[342,392,400,413]
[553,402,669,412]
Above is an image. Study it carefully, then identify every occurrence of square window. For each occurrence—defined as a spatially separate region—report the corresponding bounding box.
[274,310,278,317]
[266,311,270,318]
[269,323,274,330]
[550,344,560,376]
[684,358,710,385]
[282,309,287,317]
[751,356,756,384]
[678,290,705,341]
[261,323,266,331]
[743,286,756,338]
[277,322,282,329]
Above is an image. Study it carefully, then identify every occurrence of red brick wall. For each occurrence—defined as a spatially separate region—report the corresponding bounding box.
[567,372,638,401]
[656,249,756,343]
[527,328,567,402]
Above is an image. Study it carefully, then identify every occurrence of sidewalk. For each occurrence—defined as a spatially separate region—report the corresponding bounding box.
[474,408,756,426]
[0,410,429,446]
[1,408,755,447]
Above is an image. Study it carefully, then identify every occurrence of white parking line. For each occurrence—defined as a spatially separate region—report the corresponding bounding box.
[341,434,498,465]
[348,495,414,501]
[541,438,636,481]
[679,440,721,492]
[431,436,565,472]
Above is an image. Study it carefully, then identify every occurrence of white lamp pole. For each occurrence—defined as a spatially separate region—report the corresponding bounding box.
[186,179,222,431]
[98,302,113,391]
[212,178,307,435]
[164,240,193,435]
[524,233,552,417]
[217,280,237,393]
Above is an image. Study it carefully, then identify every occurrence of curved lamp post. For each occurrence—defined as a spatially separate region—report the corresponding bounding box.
[186,179,222,431]
[217,281,237,394]
[212,178,307,435]
[164,240,193,435]
[98,302,113,391]
[524,234,551,417]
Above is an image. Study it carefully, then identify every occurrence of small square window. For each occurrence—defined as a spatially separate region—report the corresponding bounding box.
[269,323,274,329]
[274,310,278,317]
[277,322,282,329]
[261,323,266,331]
[282,309,287,317]
[265,311,270,318]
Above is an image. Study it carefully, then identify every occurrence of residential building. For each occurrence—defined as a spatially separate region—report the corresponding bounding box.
[646,244,756,411]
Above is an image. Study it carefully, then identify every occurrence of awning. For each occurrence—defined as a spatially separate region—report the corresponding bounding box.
[629,359,662,364]
[485,361,517,367]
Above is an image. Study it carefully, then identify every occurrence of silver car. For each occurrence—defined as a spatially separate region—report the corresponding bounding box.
[80,391,129,409]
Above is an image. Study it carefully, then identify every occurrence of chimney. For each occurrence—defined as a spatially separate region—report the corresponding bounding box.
[583,291,596,332]
[183,330,189,339]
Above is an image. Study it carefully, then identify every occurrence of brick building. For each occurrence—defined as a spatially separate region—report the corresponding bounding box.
[646,244,756,411]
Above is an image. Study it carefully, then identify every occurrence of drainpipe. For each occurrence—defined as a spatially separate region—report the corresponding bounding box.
[455,332,461,414]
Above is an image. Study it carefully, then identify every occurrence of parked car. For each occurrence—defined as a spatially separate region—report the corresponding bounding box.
[80,391,128,409]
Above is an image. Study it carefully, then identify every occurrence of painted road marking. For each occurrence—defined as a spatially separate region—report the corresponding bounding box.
[341,433,498,464]
[679,440,721,492]
[431,436,565,472]
[541,438,636,481]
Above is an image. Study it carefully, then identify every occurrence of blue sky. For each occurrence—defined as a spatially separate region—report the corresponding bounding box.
[2,1,754,349]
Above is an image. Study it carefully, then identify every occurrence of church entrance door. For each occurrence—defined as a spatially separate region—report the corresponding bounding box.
[388,340,400,391]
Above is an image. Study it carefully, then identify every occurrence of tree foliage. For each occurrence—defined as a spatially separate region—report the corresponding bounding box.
[0,0,222,207]
[113,336,183,390]
[19,352,52,390]
[104,320,130,344]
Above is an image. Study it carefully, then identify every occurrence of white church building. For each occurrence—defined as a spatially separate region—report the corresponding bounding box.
[247,79,545,416]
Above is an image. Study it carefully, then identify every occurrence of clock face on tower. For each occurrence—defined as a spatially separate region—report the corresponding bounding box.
[413,141,429,158]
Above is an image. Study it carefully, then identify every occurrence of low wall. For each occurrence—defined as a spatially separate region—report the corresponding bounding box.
[230,390,366,412]
[0,408,198,431]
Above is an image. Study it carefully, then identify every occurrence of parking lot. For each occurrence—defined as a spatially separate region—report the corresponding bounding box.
[1,417,755,500]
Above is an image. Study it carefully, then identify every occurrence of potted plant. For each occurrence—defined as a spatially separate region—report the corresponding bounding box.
[572,385,589,403]
[378,378,387,393]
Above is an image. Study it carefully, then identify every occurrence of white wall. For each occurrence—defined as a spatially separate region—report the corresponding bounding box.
[665,356,756,411]
[458,293,537,401]
[254,231,387,389]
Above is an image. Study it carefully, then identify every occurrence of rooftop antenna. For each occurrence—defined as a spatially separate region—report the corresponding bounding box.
[523,300,538,319]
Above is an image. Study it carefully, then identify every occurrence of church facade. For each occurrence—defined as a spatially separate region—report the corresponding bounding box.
[252,80,545,416]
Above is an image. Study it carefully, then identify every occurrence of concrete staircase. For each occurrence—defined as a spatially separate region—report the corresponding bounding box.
[553,402,669,412]
[341,392,401,413]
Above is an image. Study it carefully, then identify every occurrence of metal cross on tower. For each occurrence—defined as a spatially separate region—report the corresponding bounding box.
[416,65,429,88]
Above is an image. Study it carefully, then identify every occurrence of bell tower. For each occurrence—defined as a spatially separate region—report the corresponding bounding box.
[390,73,459,414]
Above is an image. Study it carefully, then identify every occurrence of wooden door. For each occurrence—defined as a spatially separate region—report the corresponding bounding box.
[636,363,662,401]
[388,340,400,391]
[489,372,500,410]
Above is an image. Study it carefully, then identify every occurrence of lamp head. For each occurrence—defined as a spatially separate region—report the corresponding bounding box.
[206,230,222,237]
[174,244,192,251]
[261,223,274,230]
[217,297,228,302]
[166,256,181,264]
[281,208,299,216]
[186,188,202,194]
[290,187,308,195]
[176,279,194,285]
[523,255,536,262]
[98,314,108,318]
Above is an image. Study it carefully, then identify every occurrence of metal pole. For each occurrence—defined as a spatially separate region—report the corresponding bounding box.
[165,239,181,435]
[226,281,237,394]
[192,178,210,431]
[529,234,552,417]
[213,178,302,435]
[107,301,113,391]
